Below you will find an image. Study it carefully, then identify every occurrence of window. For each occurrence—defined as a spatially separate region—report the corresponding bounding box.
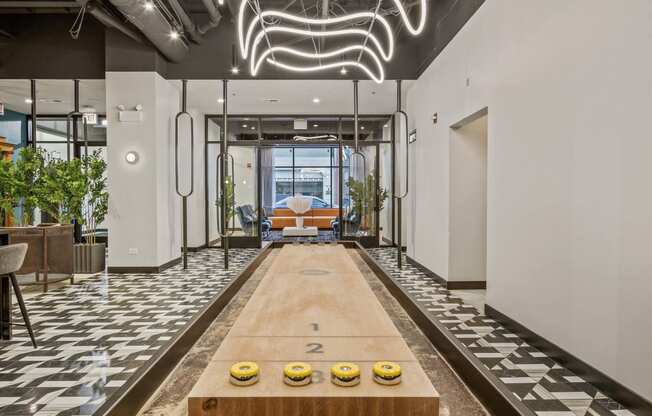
[270,147,339,208]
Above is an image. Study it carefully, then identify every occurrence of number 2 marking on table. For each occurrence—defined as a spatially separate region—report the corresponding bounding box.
[306,342,324,354]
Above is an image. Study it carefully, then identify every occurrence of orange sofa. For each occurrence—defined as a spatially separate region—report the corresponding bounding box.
[270,208,339,229]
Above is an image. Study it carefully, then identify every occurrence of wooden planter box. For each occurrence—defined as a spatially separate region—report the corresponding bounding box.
[74,243,106,274]
[0,224,74,292]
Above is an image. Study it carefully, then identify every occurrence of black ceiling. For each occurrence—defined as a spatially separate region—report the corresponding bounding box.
[0,0,485,80]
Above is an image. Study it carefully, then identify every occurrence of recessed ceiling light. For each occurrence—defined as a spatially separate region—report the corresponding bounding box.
[361,126,365,130]
[313,124,319,127]
[383,124,388,128]
[340,67,348,75]
[242,124,248,128]
[24,98,33,104]
[231,66,240,74]
[312,97,320,104]
[251,126,256,130]
[143,1,154,11]
[217,98,225,103]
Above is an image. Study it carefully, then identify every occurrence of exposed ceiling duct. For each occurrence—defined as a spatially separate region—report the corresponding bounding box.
[104,0,191,62]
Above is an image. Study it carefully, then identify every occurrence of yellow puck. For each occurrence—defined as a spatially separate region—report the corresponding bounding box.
[373,361,402,385]
[229,361,259,386]
[331,362,361,387]
[283,362,313,386]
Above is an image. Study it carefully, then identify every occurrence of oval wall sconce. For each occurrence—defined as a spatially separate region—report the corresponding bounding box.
[125,151,139,164]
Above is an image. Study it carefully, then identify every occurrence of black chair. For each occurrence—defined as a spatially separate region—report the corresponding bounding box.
[0,243,37,348]
[236,205,272,237]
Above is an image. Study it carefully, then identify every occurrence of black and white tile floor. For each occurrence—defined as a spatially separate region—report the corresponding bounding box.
[368,248,635,416]
[0,249,259,416]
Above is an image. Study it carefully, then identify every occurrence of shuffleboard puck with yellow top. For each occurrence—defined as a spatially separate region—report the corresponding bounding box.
[229,361,259,386]
[372,361,402,385]
[331,362,361,387]
[283,362,313,386]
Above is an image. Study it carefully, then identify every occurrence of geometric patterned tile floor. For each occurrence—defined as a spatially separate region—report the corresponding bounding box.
[367,248,636,416]
[0,248,259,416]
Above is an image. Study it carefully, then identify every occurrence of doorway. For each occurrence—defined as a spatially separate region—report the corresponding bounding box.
[449,109,488,287]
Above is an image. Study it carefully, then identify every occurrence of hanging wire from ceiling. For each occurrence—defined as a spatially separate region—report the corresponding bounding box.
[69,2,87,39]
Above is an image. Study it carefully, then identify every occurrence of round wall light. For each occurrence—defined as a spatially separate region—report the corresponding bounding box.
[125,151,139,164]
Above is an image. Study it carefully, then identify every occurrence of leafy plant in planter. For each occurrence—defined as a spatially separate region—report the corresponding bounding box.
[14,147,45,225]
[0,158,18,226]
[83,150,108,245]
[345,171,389,230]
[216,176,236,233]
[34,156,88,224]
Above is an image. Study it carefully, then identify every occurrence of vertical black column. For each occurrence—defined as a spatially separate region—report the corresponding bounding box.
[73,80,80,159]
[181,80,189,269]
[396,80,403,268]
[221,80,229,270]
[30,80,37,149]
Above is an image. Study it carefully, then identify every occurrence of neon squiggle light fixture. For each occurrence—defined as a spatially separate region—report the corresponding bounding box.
[237,0,427,83]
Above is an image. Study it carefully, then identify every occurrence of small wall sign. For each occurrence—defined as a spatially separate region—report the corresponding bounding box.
[408,129,417,144]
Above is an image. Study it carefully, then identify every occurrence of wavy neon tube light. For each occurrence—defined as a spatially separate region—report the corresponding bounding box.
[250,26,391,71]
[253,45,385,83]
[239,8,394,60]
[268,59,385,84]
[236,0,427,82]
[391,0,427,35]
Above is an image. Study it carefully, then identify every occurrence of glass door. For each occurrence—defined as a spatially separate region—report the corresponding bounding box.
[340,143,380,247]
[206,117,261,249]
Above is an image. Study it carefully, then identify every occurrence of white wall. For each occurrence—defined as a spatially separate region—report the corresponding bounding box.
[449,115,487,282]
[406,0,652,400]
[106,72,181,268]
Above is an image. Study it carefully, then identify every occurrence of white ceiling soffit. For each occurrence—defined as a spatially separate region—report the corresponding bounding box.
[186,79,410,114]
[0,80,106,115]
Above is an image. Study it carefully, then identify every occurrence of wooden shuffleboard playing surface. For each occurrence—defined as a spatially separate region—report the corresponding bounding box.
[188,244,439,415]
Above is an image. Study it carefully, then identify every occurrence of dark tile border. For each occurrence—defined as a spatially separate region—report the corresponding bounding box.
[107,256,182,274]
[95,245,273,416]
[485,304,652,416]
[356,244,533,416]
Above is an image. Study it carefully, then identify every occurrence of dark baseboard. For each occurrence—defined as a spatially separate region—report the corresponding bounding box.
[485,305,652,416]
[185,244,206,252]
[405,255,486,290]
[96,245,273,416]
[107,257,181,274]
[447,280,487,290]
[356,244,533,416]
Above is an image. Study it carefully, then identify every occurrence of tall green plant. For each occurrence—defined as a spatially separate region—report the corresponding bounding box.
[216,176,235,231]
[14,147,45,225]
[83,150,108,244]
[345,171,388,229]
[35,156,88,224]
[0,158,18,225]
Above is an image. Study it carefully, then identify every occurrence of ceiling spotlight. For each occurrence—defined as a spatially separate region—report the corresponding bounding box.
[250,126,256,130]
[217,98,225,103]
[361,126,365,130]
[312,97,320,104]
[313,124,319,127]
[340,67,348,75]
[231,66,240,74]
[170,30,180,40]
[24,98,33,104]
[242,124,248,128]
[143,1,154,11]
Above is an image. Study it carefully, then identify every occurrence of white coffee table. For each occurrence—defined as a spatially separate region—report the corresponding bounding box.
[282,226,319,237]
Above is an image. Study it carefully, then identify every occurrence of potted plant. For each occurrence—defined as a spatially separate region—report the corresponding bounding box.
[0,158,18,226]
[14,147,45,226]
[74,150,108,273]
[216,175,236,235]
[346,170,389,231]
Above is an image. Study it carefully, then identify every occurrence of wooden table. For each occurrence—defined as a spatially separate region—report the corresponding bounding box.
[188,244,439,416]
[0,231,11,340]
